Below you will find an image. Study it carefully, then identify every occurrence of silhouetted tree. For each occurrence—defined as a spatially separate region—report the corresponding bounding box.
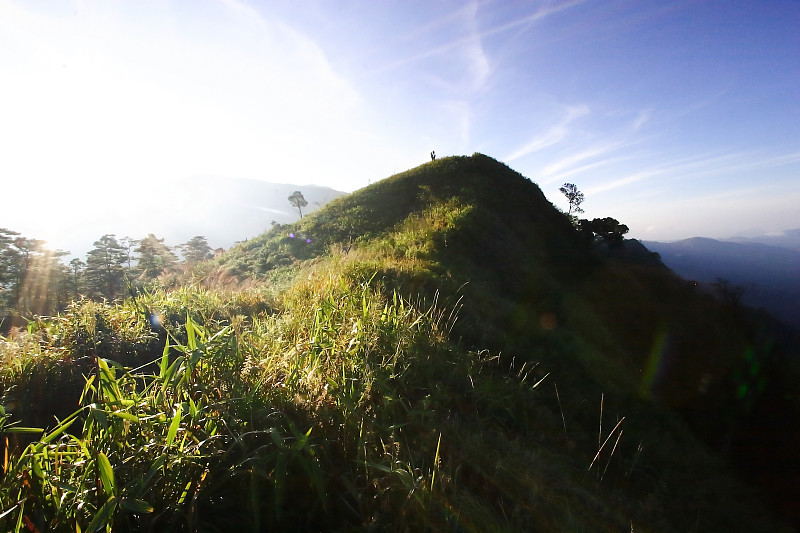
[288,190,308,218]
[578,217,629,248]
[180,236,214,264]
[559,183,584,216]
[713,278,745,307]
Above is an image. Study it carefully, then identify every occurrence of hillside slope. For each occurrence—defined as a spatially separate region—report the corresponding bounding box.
[1,154,797,531]
[219,154,800,529]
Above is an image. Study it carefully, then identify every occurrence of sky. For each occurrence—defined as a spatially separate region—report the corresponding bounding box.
[1,0,799,251]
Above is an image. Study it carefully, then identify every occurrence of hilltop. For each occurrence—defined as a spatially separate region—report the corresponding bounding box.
[1,154,797,531]
[219,153,800,528]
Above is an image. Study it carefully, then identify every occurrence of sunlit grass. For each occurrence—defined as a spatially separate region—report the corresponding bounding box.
[0,154,794,531]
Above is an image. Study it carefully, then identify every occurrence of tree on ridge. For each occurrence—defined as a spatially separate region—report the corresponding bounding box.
[288,190,308,219]
[559,183,585,216]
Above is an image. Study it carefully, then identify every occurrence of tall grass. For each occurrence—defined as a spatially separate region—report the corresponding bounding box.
[0,153,794,531]
[3,262,628,531]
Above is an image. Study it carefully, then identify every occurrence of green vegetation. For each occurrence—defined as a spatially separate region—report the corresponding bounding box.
[1,154,797,531]
[0,233,220,332]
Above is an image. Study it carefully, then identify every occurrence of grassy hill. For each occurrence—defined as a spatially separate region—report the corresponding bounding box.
[1,154,797,531]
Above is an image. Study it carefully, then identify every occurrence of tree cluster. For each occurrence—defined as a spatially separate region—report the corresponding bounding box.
[577,217,630,248]
[1,229,216,330]
[1,228,69,321]
[559,183,629,248]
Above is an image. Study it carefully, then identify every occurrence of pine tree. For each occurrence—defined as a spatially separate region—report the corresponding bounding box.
[179,236,214,264]
[85,234,128,300]
[135,234,178,279]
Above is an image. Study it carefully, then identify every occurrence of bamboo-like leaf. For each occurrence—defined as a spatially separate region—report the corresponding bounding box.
[364,461,393,474]
[86,496,117,532]
[188,397,197,419]
[128,455,167,498]
[186,314,197,351]
[97,452,115,498]
[97,358,120,404]
[291,425,312,452]
[109,411,138,423]
[159,341,170,379]
[119,498,154,514]
[166,404,182,447]
[35,410,81,449]
[3,426,44,434]
[162,356,184,387]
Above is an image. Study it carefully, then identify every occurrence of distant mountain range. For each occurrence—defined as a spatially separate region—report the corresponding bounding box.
[147,176,346,250]
[34,177,346,259]
[643,234,800,327]
[727,228,800,250]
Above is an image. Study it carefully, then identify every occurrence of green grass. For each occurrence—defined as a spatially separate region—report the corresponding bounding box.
[0,154,796,531]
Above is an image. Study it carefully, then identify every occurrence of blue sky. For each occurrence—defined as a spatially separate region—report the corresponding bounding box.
[1,0,799,245]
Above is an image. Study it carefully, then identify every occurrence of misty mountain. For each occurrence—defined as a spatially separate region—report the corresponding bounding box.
[54,177,346,259]
[151,176,346,248]
[644,237,800,327]
[728,228,800,251]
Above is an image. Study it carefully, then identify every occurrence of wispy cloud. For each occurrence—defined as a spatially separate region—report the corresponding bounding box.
[505,104,590,161]
[375,0,587,75]
[462,1,490,92]
[584,148,800,196]
[631,108,653,130]
[585,151,743,195]
[539,141,634,183]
